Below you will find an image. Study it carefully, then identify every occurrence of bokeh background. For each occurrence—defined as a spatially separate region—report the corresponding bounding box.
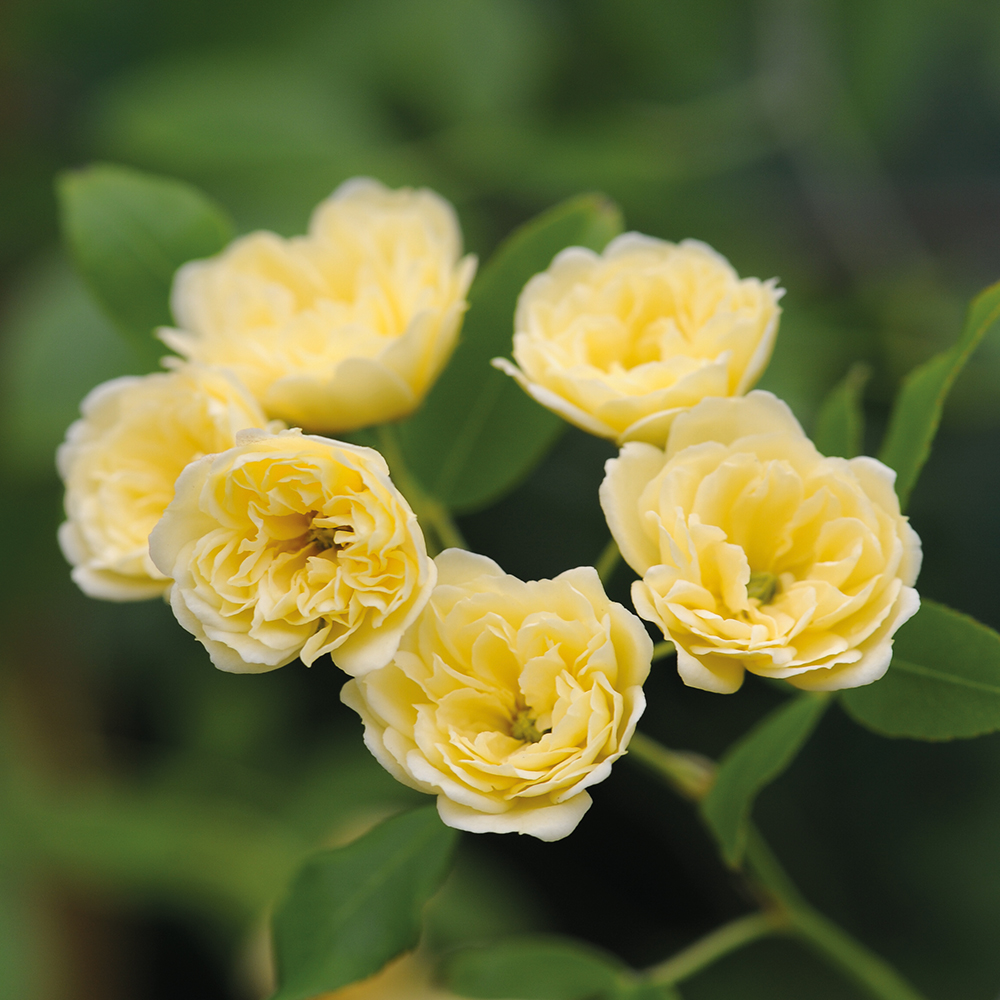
[3,1,1000,997]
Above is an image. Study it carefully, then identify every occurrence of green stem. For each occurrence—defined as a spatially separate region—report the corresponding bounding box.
[375,425,467,554]
[652,640,675,661]
[627,731,716,801]
[630,733,930,1000]
[743,828,928,1000]
[595,538,622,584]
[645,912,783,986]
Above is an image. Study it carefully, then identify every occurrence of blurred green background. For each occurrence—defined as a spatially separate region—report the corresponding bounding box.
[2,1,1000,997]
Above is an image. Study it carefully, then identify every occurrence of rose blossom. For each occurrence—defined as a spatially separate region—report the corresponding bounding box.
[160,178,476,434]
[600,392,921,693]
[149,428,435,675]
[342,549,651,841]
[57,365,268,600]
[494,234,782,445]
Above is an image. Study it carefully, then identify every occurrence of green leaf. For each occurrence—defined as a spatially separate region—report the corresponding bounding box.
[813,362,871,459]
[57,163,234,369]
[441,935,628,1000]
[610,986,681,1000]
[840,599,1000,740]
[270,806,458,1000]
[0,257,140,481]
[398,193,623,514]
[878,280,1000,509]
[701,694,830,867]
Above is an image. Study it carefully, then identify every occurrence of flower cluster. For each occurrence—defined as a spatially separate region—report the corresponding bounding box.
[57,178,920,841]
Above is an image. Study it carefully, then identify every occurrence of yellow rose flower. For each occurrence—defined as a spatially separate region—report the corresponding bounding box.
[493,235,782,445]
[600,392,922,693]
[148,427,435,675]
[341,550,652,842]
[161,178,477,433]
[57,365,268,601]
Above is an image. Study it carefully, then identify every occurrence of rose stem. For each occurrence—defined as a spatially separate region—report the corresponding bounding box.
[375,424,468,555]
[644,911,783,986]
[594,537,622,584]
[651,640,675,662]
[627,732,929,1000]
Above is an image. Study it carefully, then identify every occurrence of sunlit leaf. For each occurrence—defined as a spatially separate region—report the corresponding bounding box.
[270,806,457,1000]
[398,193,623,514]
[441,936,628,1000]
[813,362,871,459]
[878,280,1000,509]
[840,599,1000,740]
[702,694,830,866]
[57,163,233,368]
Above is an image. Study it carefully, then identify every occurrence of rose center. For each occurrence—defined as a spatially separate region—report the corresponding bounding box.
[307,513,353,552]
[747,570,778,605]
[510,708,546,744]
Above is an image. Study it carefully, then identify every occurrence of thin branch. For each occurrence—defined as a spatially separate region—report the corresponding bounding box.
[630,732,931,1000]
[595,537,622,585]
[645,912,783,985]
[652,640,675,662]
[375,424,467,554]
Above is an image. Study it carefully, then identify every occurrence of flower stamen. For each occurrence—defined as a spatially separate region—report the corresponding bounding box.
[308,514,352,552]
[510,708,546,744]
[747,570,778,605]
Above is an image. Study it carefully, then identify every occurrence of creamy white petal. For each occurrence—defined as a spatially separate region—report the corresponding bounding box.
[437,792,593,842]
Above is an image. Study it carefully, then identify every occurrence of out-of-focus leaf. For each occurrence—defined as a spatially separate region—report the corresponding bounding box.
[702,694,830,866]
[57,163,233,367]
[0,257,140,480]
[86,52,419,234]
[813,362,871,458]
[89,54,383,173]
[421,847,550,952]
[327,0,551,128]
[441,936,628,1000]
[270,806,457,1000]
[435,89,771,199]
[0,870,45,1000]
[840,599,1000,740]
[756,306,872,430]
[878,280,1000,510]
[611,986,681,1000]
[11,781,304,922]
[399,194,622,514]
